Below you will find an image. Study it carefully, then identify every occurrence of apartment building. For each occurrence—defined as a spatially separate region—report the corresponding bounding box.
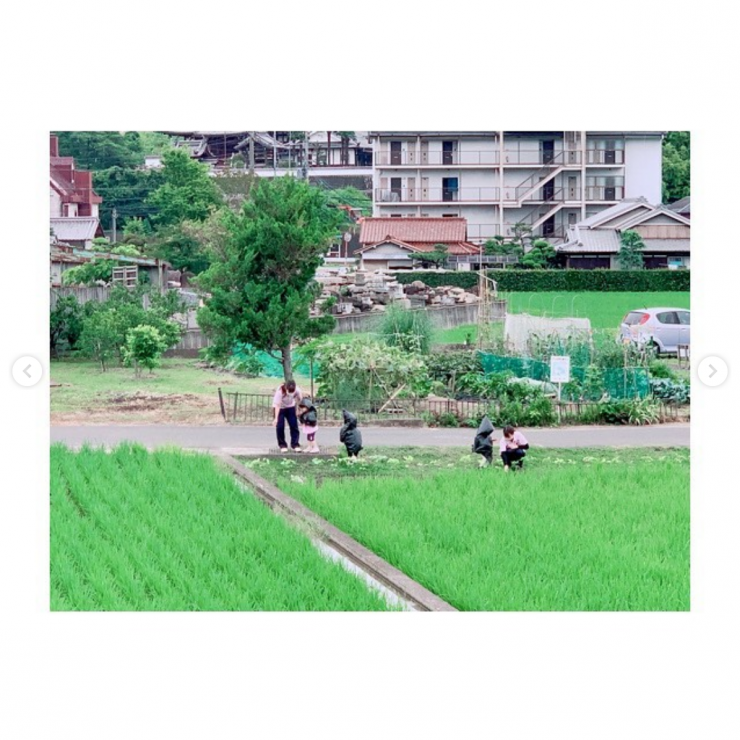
[369,132,664,244]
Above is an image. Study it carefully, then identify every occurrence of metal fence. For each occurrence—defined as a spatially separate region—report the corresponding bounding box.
[219,391,686,425]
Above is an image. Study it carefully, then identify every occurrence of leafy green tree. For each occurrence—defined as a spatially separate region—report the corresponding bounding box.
[196,176,343,380]
[147,148,223,227]
[78,309,119,371]
[150,208,229,275]
[509,222,534,255]
[50,295,84,357]
[77,286,183,367]
[618,229,645,270]
[323,185,372,217]
[412,243,449,268]
[137,132,174,156]
[484,236,520,257]
[662,131,690,203]
[123,325,168,376]
[519,239,558,269]
[54,131,144,170]
[92,165,165,230]
[120,217,152,250]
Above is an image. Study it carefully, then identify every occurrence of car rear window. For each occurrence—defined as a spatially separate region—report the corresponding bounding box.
[623,312,647,326]
[656,311,679,324]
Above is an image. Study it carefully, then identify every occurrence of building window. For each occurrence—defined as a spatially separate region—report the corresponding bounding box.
[442,177,459,202]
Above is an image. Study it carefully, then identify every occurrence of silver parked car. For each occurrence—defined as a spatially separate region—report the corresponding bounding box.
[619,307,690,355]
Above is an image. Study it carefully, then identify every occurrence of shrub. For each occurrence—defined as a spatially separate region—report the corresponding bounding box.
[394,270,690,292]
[50,295,84,356]
[581,397,662,425]
[78,309,119,371]
[426,351,483,391]
[122,325,168,376]
[225,352,263,377]
[438,411,460,428]
[650,378,690,404]
[315,337,430,401]
[648,360,679,381]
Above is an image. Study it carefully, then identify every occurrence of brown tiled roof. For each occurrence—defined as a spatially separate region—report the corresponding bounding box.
[359,217,468,245]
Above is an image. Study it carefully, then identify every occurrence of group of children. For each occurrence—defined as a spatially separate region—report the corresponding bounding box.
[274,380,528,468]
[473,417,530,471]
[272,381,363,457]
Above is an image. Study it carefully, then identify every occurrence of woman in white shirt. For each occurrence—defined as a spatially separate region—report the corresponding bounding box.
[272,380,303,452]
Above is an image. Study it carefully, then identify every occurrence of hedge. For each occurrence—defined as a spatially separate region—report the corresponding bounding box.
[395,269,690,292]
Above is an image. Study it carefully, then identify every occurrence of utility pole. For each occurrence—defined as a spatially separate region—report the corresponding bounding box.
[248,132,255,175]
[111,207,118,244]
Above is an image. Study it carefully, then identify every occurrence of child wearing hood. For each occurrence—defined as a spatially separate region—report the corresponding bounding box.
[340,410,363,458]
[472,416,496,465]
[298,397,320,453]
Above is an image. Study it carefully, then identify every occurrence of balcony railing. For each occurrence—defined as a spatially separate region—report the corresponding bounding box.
[584,186,625,201]
[501,150,582,166]
[375,187,499,203]
[585,149,625,165]
[375,150,585,167]
[375,185,622,205]
[375,150,500,166]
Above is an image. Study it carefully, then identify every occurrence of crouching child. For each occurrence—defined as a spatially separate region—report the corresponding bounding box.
[340,410,363,458]
[298,397,319,453]
[500,425,530,471]
[472,416,496,465]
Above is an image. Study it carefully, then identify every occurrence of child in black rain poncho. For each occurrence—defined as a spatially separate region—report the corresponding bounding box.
[339,410,363,458]
[472,416,496,465]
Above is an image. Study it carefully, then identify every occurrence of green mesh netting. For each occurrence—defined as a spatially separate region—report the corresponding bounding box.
[232,343,314,378]
[479,353,649,399]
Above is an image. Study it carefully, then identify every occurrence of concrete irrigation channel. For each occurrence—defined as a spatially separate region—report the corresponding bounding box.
[215,453,457,612]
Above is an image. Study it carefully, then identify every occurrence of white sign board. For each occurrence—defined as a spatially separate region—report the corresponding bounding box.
[550,355,571,384]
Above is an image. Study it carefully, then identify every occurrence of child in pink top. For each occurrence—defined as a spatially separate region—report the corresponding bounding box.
[500,425,530,471]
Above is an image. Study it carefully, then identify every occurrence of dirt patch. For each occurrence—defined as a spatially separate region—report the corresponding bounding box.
[52,392,225,425]
[106,391,206,412]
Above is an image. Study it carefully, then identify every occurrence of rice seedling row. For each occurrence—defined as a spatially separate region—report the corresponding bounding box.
[262,452,689,611]
[51,444,393,611]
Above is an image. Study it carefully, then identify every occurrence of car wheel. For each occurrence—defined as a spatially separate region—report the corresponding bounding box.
[651,340,662,357]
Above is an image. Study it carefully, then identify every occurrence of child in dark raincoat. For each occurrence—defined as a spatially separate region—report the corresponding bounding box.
[340,410,363,458]
[298,397,319,453]
[472,416,496,465]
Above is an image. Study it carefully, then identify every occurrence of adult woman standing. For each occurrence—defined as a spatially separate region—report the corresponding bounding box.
[272,379,303,452]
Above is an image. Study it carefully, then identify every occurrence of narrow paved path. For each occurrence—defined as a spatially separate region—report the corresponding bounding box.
[51,423,689,452]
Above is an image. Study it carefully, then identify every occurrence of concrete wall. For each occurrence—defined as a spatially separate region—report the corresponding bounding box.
[332,301,506,334]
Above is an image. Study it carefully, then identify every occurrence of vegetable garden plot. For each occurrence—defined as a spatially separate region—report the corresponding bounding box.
[266,454,689,611]
[50,445,392,611]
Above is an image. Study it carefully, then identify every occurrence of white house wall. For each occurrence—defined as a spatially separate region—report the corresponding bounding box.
[50,188,62,218]
[624,137,662,203]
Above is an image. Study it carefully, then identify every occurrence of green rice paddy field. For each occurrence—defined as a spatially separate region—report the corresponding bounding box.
[256,447,690,611]
[50,445,392,611]
[52,445,690,612]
